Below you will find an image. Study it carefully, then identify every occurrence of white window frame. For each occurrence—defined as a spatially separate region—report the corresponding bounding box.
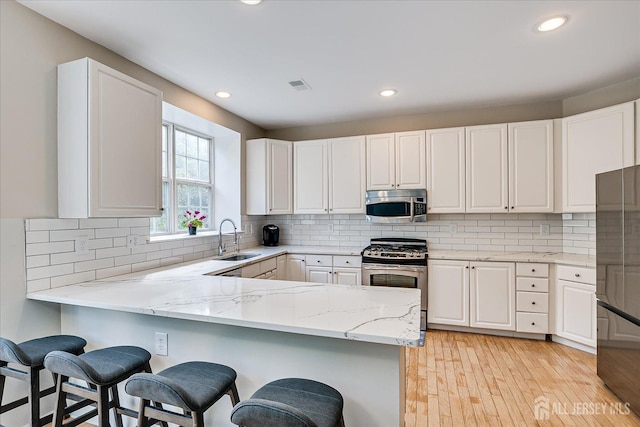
[151,122,214,235]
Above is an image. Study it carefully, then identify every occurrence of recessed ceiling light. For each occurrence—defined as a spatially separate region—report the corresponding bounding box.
[241,0,262,5]
[215,91,231,98]
[537,16,568,32]
[379,89,397,97]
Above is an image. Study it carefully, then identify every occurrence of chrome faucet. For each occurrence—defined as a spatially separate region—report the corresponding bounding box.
[218,218,238,256]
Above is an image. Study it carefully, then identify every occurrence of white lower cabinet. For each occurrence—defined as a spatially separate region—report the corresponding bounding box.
[470,262,516,331]
[428,260,515,331]
[555,265,597,348]
[287,254,306,282]
[241,257,278,279]
[515,263,550,333]
[276,255,287,280]
[305,255,361,285]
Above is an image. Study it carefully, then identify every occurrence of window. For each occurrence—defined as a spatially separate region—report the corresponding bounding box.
[151,123,213,234]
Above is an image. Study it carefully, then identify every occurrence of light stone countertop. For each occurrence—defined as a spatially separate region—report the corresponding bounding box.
[27,247,421,347]
[26,244,593,350]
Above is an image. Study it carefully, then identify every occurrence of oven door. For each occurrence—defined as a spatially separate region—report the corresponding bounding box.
[362,263,427,331]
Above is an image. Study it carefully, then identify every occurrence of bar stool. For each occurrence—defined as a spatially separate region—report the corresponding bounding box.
[0,335,87,427]
[43,345,153,427]
[230,378,345,427]
[125,361,240,427]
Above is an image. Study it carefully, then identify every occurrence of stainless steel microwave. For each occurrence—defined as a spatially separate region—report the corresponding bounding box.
[365,189,427,223]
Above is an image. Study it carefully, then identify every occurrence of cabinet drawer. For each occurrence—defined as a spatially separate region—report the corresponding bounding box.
[516,263,548,277]
[260,257,277,273]
[333,255,361,268]
[557,265,596,284]
[517,312,548,334]
[306,255,332,267]
[516,277,549,292]
[517,291,548,313]
[241,263,260,278]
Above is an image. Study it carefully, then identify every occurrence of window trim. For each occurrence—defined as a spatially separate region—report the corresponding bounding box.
[151,122,214,236]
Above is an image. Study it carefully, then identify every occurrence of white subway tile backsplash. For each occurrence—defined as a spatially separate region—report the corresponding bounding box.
[51,271,96,288]
[49,229,95,242]
[27,264,74,281]
[74,258,115,273]
[27,278,51,293]
[26,255,50,268]
[26,241,75,256]
[80,218,118,229]
[26,231,49,243]
[27,277,51,292]
[24,212,594,292]
[27,218,79,231]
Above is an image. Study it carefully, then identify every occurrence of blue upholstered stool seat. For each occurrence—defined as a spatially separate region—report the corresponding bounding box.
[0,335,86,427]
[230,378,345,427]
[125,361,240,427]
[45,345,152,385]
[44,345,153,427]
[0,335,87,367]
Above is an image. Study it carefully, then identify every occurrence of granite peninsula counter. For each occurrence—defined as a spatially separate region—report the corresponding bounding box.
[27,254,421,427]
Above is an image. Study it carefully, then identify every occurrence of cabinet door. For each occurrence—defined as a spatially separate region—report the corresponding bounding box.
[426,127,466,213]
[306,266,333,284]
[268,140,293,214]
[333,268,361,286]
[395,131,426,189]
[562,101,635,212]
[276,255,287,280]
[556,280,597,347]
[470,262,515,331]
[508,120,554,212]
[466,124,508,213]
[329,136,366,213]
[294,140,328,213]
[427,260,470,326]
[366,133,395,190]
[287,255,306,282]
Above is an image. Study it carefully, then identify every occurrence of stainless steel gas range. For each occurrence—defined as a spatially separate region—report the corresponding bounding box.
[361,238,427,332]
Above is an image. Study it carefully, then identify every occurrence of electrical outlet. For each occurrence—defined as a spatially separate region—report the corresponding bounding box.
[249,224,253,234]
[127,235,138,249]
[328,223,334,232]
[540,224,550,236]
[75,236,89,255]
[450,223,458,234]
[155,332,168,356]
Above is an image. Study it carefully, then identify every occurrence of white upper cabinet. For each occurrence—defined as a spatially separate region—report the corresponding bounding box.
[294,136,365,214]
[466,124,509,213]
[328,136,366,213]
[395,131,426,189]
[366,133,395,190]
[426,127,466,213]
[246,138,293,215]
[294,139,329,214]
[508,120,554,212]
[366,131,425,190]
[58,58,163,218]
[562,101,635,212]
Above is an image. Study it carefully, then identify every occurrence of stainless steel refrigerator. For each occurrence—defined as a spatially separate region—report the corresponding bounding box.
[596,165,640,416]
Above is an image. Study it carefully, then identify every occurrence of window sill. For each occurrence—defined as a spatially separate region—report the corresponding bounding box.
[149,230,219,243]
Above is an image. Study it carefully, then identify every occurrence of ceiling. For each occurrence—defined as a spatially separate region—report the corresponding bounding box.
[18,0,640,130]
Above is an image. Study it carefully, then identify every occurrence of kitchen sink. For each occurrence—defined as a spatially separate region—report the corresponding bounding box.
[219,253,260,261]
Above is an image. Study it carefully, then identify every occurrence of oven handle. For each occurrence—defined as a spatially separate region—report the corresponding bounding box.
[362,263,426,274]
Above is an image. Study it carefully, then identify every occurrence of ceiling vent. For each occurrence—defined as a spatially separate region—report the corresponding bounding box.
[288,79,312,91]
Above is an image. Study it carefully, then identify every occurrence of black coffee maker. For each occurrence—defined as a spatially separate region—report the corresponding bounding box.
[262,224,279,246]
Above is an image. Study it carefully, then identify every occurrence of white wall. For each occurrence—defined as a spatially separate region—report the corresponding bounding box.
[0,2,263,425]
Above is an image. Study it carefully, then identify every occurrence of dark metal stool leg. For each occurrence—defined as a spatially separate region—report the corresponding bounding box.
[27,366,41,427]
[97,385,110,427]
[51,375,67,427]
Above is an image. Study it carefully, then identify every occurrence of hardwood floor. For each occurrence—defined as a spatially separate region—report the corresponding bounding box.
[405,330,640,426]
